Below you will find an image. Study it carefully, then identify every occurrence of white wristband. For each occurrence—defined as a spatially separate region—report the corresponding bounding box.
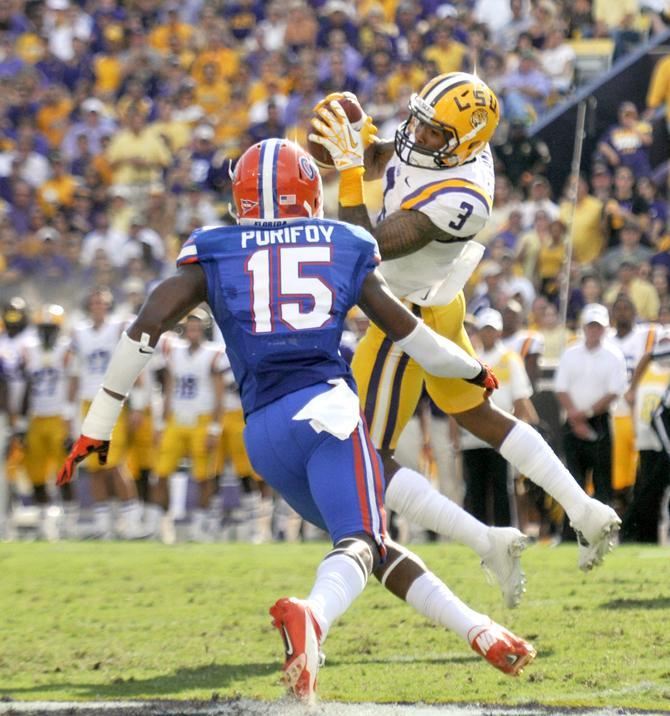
[103,331,154,397]
[81,388,125,440]
[395,321,481,379]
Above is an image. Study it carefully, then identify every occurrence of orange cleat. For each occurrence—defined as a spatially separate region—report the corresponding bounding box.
[468,621,536,676]
[269,597,322,702]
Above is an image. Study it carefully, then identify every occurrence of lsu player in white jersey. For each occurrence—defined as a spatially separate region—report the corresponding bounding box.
[1,298,35,485]
[150,310,224,542]
[69,288,144,538]
[19,305,77,539]
[621,330,670,542]
[310,72,621,607]
[608,295,660,500]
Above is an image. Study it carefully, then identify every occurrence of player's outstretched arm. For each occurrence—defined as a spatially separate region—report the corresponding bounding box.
[57,265,207,485]
[358,269,498,392]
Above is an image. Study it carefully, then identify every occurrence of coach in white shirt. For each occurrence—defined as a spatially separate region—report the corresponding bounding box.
[555,304,627,518]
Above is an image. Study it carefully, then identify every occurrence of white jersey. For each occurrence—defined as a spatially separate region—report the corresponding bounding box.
[22,338,72,417]
[377,144,495,306]
[608,324,659,418]
[163,338,225,423]
[70,319,126,401]
[634,361,670,451]
[502,330,545,359]
[0,328,36,414]
[460,343,532,450]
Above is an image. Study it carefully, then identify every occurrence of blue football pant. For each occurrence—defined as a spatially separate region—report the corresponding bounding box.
[244,383,387,553]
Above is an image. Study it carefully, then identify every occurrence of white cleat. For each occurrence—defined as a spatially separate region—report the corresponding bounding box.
[570,498,621,572]
[481,527,529,609]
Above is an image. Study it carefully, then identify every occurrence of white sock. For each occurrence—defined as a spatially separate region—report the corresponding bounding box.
[191,508,206,531]
[144,503,164,533]
[93,502,112,535]
[121,499,142,529]
[499,421,587,519]
[307,553,368,643]
[405,571,489,644]
[385,467,491,556]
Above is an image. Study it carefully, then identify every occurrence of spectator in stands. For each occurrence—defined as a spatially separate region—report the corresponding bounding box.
[479,175,522,247]
[589,162,613,203]
[597,102,652,179]
[495,0,532,53]
[106,108,170,192]
[500,49,551,123]
[516,209,547,280]
[604,259,660,321]
[62,97,115,159]
[600,220,654,280]
[537,219,567,302]
[555,303,627,522]
[559,174,604,266]
[469,262,506,315]
[637,176,667,248]
[496,120,551,190]
[80,211,127,268]
[540,25,575,94]
[284,1,318,52]
[567,270,603,326]
[118,213,164,273]
[602,165,650,248]
[521,175,560,229]
[646,51,670,131]
[594,0,642,60]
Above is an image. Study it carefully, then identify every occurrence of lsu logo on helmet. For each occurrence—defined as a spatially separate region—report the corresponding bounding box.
[395,72,500,170]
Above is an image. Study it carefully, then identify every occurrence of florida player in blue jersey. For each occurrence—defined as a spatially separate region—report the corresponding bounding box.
[58,140,535,701]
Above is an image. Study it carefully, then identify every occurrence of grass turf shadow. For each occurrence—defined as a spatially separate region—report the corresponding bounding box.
[599,596,670,610]
[0,662,277,699]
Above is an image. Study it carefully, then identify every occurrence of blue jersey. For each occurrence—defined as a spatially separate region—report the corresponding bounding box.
[176,218,380,416]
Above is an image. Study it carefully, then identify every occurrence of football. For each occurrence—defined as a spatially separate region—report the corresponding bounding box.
[307,96,364,167]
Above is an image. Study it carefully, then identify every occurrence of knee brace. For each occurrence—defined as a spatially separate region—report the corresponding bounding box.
[325,535,379,579]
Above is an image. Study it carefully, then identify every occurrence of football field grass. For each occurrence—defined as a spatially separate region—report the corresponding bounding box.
[0,541,669,711]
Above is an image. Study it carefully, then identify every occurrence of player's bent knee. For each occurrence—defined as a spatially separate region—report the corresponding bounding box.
[325,534,380,577]
[453,400,516,449]
[374,538,427,599]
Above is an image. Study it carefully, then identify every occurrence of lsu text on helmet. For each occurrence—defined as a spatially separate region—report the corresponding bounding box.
[232,139,323,224]
[395,72,500,170]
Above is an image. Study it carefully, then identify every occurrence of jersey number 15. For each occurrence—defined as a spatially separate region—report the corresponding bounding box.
[245,245,334,334]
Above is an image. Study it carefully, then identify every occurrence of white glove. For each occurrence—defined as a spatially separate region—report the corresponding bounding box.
[309,100,365,172]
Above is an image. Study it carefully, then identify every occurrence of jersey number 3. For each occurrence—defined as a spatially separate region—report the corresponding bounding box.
[245,246,334,333]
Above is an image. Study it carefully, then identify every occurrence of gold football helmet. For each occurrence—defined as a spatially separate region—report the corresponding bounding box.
[33,304,66,327]
[395,72,500,169]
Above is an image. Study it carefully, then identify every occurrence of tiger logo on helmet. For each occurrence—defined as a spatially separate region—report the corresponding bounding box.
[232,139,323,224]
[395,72,500,170]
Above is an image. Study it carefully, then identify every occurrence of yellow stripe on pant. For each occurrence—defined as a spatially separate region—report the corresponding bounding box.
[352,291,485,451]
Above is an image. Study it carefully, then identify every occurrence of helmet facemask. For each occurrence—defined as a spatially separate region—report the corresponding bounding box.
[395,91,490,169]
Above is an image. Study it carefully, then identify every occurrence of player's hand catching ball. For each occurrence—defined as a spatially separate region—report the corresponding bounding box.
[466,362,500,398]
[309,99,367,172]
[57,435,110,486]
[313,92,378,148]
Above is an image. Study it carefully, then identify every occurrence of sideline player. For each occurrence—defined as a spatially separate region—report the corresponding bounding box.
[19,305,77,539]
[1,298,34,490]
[608,295,659,506]
[150,310,225,542]
[310,75,621,586]
[69,288,144,538]
[58,140,535,700]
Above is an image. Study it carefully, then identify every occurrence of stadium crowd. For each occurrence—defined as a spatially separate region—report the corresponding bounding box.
[0,0,669,544]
